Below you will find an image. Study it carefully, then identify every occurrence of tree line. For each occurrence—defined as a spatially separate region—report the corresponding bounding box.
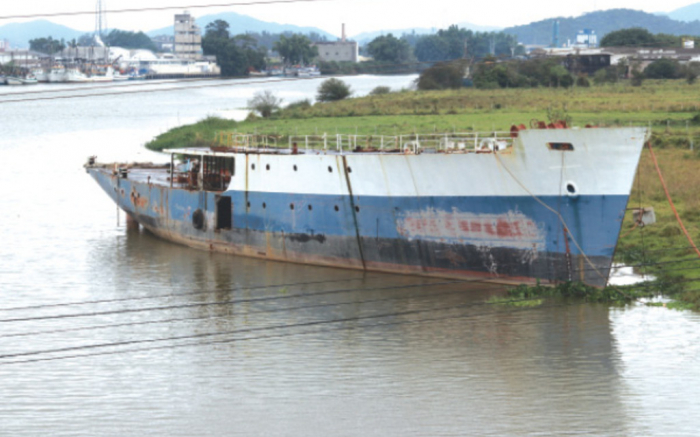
[29,30,157,54]
[363,26,524,64]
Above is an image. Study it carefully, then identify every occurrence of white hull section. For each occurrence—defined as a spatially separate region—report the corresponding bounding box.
[224,128,646,199]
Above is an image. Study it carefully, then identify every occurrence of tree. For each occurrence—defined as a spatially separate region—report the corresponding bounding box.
[202,20,268,76]
[600,28,658,47]
[470,58,575,89]
[205,20,230,39]
[366,34,412,63]
[681,62,700,84]
[417,61,466,90]
[273,34,318,65]
[369,86,391,95]
[317,78,351,102]
[414,35,449,63]
[248,90,283,118]
[103,30,157,51]
[413,26,522,62]
[644,58,680,79]
[29,37,65,54]
[631,68,645,86]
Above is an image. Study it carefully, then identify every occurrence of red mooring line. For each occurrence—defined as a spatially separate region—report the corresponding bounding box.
[646,141,700,259]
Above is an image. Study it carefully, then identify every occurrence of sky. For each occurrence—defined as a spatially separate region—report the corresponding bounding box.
[0,0,697,36]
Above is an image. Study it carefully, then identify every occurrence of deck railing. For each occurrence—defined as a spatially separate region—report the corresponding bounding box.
[216,132,514,153]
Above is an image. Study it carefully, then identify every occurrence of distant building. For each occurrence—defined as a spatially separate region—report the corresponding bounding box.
[575,29,597,48]
[57,46,111,62]
[0,39,9,52]
[174,11,202,60]
[0,50,49,66]
[312,24,358,63]
[538,46,700,77]
[152,35,175,53]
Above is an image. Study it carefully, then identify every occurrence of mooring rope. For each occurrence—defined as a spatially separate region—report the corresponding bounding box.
[646,141,700,259]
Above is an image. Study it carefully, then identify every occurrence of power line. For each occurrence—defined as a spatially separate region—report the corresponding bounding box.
[0,276,364,312]
[0,284,499,339]
[0,0,332,21]
[0,297,560,365]
[0,279,475,324]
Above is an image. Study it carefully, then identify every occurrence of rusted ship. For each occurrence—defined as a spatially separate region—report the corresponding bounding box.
[86,124,647,287]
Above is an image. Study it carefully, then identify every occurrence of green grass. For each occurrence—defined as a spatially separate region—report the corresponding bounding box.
[145,116,238,152]
[146,80,700,152]
[143,79,700,310]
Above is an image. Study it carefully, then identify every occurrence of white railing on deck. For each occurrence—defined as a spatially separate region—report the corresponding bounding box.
[217,132,514,153]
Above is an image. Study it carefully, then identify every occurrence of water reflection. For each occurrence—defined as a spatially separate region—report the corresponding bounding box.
[0,224,635,436]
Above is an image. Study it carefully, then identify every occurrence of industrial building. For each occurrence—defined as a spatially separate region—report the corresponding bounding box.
[312,25,358,63]
[174,12,202,60]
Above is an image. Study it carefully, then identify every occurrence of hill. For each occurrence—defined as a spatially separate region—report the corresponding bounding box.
[146,11,336,39]
[668,2,700,22]
[0,20,86,48]
[504,9,700,46]
[352,22,501,46]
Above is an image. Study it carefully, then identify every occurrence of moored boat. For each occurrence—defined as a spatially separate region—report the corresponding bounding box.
[65,68,90,83]
[31,68,48,83]
[19,75,38,85]
[6,76,23,85]
[86,124,648,288]
[48,66,67,83]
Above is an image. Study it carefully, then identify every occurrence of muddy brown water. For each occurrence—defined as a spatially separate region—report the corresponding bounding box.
[1,76,699,436]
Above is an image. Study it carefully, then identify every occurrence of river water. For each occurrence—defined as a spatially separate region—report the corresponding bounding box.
[1,75,699,436]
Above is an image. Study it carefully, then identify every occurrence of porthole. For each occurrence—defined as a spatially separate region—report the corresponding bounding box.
[247,201,251,208]
[347,167,352,173]
[334,205,339,212]
[566,181,578,196]
[251,163,256,170]
[328,166,333,173]
[293,165,298,171]
[355,206,360,213]
[290,204,295,210]
[308,205,313,211]
[262,202,267,209]
[266,164,270,171]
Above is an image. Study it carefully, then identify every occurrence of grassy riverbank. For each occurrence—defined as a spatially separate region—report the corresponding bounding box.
[145,79,700,309]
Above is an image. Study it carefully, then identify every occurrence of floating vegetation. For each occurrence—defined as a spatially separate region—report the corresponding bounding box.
[645,301,695,311]
[507,281,658,303]
[487,296,544,307]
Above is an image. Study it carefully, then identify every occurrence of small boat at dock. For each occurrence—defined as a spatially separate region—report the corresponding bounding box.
[66,69,90,83]
[48,66,67,83]
[19,75,38,85]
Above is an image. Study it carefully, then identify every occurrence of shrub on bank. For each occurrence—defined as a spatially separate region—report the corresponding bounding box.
[145,116,237,151]
[317,78,352,102]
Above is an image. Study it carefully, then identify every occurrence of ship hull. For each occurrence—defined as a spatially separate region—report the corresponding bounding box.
[88,167,623,286]
[88,126,646,287]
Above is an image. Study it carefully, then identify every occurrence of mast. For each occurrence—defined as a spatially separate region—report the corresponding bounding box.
[95,0,107,39]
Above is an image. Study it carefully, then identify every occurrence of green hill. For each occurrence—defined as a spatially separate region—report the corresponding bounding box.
[505,9,700,46]
[0,20,85,48]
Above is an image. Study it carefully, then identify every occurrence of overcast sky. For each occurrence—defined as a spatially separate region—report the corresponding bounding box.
[0,0,696,36]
